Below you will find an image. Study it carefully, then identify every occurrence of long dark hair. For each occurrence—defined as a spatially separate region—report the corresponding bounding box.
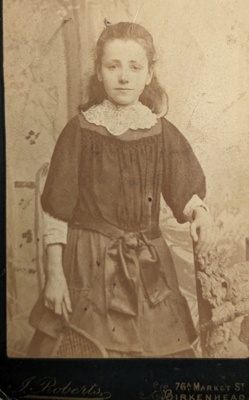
[79,22,168,116]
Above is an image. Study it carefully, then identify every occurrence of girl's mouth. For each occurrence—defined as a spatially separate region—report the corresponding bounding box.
[115,88,133,91]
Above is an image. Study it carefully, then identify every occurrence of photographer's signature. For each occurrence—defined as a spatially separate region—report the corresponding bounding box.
[1,376,112,400]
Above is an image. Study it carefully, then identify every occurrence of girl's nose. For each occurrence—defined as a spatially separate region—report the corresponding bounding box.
[119,68,129,83]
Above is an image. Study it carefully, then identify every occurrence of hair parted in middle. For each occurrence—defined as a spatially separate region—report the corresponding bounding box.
[79,22,168,116]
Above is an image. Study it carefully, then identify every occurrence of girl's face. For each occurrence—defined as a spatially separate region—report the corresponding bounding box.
[97,39,153,107]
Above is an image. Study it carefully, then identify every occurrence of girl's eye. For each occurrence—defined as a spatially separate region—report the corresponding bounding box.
[107,65,118,70]
[131,65,142,71]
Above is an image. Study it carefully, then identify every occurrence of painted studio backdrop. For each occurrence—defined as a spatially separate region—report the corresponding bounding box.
[4,0,249,357]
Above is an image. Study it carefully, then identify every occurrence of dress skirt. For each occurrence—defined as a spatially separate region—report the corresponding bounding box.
[28,226,197,358]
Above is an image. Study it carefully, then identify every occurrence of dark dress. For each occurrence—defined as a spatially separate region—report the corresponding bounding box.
[28,114,206,357]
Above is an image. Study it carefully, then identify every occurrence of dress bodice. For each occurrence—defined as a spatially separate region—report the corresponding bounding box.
[41,114,206,230]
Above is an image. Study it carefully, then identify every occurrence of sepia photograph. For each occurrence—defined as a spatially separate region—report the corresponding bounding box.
[4,0,249,364]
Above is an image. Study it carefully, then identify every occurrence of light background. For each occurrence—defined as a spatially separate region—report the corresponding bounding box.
[4,0,249,357]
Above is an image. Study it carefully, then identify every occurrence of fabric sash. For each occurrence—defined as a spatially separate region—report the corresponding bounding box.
[70,218,172,316]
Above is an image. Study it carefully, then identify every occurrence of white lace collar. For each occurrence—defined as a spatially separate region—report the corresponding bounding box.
[82,99,158,136]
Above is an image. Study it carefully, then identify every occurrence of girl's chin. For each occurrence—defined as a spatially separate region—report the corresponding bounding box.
[107,97,139,107]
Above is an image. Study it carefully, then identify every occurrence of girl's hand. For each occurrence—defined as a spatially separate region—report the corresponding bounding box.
[44,271,72,322]
[190,206,218,263]
[44,243,72,322]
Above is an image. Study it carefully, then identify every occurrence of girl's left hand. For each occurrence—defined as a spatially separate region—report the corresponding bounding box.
[190,206,218,263]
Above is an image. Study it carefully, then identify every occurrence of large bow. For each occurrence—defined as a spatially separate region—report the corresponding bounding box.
[104,230,171,316]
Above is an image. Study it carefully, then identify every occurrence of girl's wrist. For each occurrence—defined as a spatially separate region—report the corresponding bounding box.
[192,204,209,219]
[46,243,64,275]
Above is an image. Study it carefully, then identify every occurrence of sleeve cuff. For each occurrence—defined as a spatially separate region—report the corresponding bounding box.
[183,194,209,222]
[43,212,68,246]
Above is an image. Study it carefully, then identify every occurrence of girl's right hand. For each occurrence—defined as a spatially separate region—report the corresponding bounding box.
[44,272,72,322]
[44,243,72,321]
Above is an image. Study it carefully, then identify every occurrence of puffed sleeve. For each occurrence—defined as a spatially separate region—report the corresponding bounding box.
[41,116,81,222]
[161,117,206,223]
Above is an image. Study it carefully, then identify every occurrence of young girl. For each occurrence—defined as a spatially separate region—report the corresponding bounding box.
[28,22,216,358]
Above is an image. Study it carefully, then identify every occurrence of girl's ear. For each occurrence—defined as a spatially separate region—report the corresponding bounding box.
[97,67,103,82]
[145,68,153,86]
